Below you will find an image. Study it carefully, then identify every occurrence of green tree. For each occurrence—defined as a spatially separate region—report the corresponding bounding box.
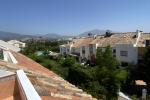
[144,47,150,82]
[96,46,120,100]
[96,48,104,67]
[61,56,76,67]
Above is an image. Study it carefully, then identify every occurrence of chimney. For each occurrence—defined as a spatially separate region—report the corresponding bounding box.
[88,33,92,37]
[134,30,142,47]
[105,30,112,37]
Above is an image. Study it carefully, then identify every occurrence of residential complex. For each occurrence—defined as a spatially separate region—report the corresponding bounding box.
[60,30,150,66]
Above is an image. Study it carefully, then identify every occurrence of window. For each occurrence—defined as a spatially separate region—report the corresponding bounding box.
[67,48,69,52]
[146,40,150,46]
[121,62,128,67]
[113,49,116,53]
[120,51,128,57]
[113,49,116,57]
[89,44,93,54]
[82,46,85,54]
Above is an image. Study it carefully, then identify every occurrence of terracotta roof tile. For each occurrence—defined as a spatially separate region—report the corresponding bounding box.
[0,52,96,100]
[11,51,57,77]
[91,33,137,47]
[72,38,94,47]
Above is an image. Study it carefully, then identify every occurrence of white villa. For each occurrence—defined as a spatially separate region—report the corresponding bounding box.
[60,30,150,66]
[7,40,26,48]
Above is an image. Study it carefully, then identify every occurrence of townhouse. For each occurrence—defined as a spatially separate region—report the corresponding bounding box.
[60,30,150,66]
[60,37,94,62]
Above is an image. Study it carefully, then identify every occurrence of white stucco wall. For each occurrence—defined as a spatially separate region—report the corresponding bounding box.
[116,44,138,64]
[0,40,20,52]
[80,46,90,60]
[59,45,66,55]
[65,46,71,54]
[71,47,80,54]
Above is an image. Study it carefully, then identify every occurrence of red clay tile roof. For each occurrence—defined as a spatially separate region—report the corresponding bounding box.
[11,51,56,77]
[72,38,94,48]
[90,33,137,47]
[0,52,96,100]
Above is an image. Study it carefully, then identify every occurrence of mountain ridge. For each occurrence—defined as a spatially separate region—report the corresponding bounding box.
[0,29,117,40]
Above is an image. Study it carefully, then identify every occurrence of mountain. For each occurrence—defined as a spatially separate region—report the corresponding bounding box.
[0,29,117,41]
[42,33,62,39]
[0,31,35,41]
[79,29,112,37]
[41,33,74,39]
[0,31,72,40]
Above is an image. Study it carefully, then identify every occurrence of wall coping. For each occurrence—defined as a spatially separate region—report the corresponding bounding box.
[16,70,41,100]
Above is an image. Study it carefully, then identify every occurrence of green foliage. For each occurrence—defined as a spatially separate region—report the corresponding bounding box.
[51,65,69,79]
[61,56,76,67]
[21,40,67,56]
[116,69,129,82]
[96,46,120,100]
[96,48,104,67]
[0,52,3,60]
[21,41,129,99]
[131,95,140,100]
[67,66,95,85]
[143,47,150,82]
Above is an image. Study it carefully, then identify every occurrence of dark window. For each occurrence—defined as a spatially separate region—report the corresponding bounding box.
[121,62,128,67]
[82,46,85,54]
[113,49,116,53]
[120,51,128,57]
[67,49,69,52]
[146,40,150,46]
[89,44,93,54]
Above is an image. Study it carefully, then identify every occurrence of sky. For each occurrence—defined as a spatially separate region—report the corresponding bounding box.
[0,0,150,35]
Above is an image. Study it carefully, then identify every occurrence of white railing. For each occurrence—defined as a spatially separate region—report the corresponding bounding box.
[17,70,41,100]
[118,92,131,100]
[3,50,18,64]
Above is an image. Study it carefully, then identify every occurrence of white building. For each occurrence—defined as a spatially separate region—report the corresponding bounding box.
[60,37,94,62]
[7,40,26,48]
[0,40,20,52]
[115,44,138,65]
[60,44,71,55]
[60,30,150,65]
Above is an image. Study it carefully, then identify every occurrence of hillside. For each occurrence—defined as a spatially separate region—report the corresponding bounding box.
[0,31,34,40]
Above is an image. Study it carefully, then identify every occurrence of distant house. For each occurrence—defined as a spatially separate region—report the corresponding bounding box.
[60,37,94,62]
[7,40,26,48]
[0,40,20,52]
